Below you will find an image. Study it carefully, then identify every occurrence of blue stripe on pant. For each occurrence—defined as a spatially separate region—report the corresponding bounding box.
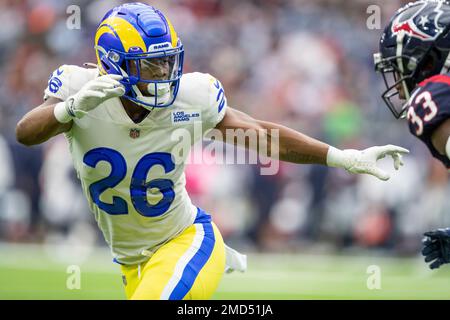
[168,208,215,300]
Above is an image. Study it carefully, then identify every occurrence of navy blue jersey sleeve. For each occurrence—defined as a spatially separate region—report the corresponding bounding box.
[406,74,450,168]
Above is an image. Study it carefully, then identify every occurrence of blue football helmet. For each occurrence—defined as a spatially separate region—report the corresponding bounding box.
[374,0,450,118]
[94,2,184,109]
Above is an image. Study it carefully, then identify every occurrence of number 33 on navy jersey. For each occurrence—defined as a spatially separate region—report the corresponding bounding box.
[406,74,450,168]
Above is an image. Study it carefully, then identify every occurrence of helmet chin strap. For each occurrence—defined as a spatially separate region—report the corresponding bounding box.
[132,83,171,110]
[119,67,172,110]
[147,82,170,96]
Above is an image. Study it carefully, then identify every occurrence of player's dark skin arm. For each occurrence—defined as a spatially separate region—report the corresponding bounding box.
[16,97,72,146]
[431,118,450,155]
[215,107,329,165]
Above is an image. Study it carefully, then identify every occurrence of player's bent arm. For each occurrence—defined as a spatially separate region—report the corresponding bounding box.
[431,118,450,158]
[215,107,409,180]
[16,97,72,146]
[16,74,125,146]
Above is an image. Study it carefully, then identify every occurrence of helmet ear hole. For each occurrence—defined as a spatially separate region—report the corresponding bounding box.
[101,60,110,71]
[120,61,127,71]
[418,49,441,80]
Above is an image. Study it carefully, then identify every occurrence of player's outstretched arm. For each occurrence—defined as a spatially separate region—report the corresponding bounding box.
[215,107,409,181]
[16,74,125,146]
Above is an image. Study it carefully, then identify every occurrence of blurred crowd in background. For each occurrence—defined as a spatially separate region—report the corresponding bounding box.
[0,0,449,259]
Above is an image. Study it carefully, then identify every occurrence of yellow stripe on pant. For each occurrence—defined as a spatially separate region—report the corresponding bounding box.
[120,209,225,300]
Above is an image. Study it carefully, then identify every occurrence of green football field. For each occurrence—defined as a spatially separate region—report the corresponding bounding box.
[0,243,449,300]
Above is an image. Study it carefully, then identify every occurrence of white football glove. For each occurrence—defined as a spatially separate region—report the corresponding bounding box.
[327,145,409,181]
[54,74,125,123]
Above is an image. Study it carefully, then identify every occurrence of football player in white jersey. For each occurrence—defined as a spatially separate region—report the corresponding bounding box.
[16,3,409,299]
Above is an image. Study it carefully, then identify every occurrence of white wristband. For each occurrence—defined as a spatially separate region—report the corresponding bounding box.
[53,101,73,123]
[326,146,345,168]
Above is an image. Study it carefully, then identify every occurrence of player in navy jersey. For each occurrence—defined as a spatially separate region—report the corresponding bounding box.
[375,0,450,269]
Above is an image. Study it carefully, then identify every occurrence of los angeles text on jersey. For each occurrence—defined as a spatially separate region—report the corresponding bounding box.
[177,303,273,317]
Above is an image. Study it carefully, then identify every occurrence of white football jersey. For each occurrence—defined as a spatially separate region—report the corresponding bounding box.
[44,65,227,265]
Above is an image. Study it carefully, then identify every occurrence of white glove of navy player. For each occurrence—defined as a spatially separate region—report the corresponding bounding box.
[54,74,125,123]
[327,145,409,181]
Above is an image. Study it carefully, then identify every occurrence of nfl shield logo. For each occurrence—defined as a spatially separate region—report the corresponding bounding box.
[129,128,140,139]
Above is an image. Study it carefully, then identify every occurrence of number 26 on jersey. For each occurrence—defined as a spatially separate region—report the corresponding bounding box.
[83,148,175,217]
